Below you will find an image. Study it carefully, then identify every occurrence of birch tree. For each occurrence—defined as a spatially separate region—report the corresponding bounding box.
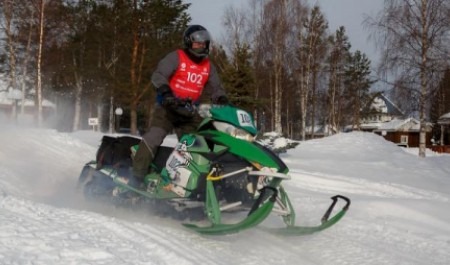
[238,0,316,137]
[0,0,17,92]
[35,0,45,127]
[257,0,291,134]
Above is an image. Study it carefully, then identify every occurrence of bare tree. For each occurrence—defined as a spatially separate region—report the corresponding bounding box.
[1,0,45,119]
[366,0,450,157]
[245,0,267,132]
[256,0,304,134]
[222,5,248,53]
[19,6,35,115]
[267,0,289,134]
[0,0,17,91]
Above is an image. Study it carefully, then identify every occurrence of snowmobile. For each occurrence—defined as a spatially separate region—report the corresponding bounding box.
[78,105,350,235]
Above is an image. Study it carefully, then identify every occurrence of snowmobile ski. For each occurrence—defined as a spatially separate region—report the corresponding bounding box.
[264,195,351,236]
[183,187,277,235]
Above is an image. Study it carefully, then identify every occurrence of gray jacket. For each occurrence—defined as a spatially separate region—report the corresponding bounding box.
[151,50,226,104]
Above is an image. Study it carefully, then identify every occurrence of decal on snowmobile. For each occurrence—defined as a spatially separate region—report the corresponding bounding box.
[165,147,193,197]
[236,109,255,130]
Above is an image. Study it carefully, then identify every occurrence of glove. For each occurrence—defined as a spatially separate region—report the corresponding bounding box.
[157,85,176,107]
[162,92,176,107]
[156,84,171,95]
[171,98,196,118]
[216,96,229,105]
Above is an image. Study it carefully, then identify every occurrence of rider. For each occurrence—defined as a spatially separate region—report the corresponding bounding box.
[130,24,229,188]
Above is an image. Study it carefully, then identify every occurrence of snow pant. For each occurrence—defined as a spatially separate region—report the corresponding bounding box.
[132,104,202,179]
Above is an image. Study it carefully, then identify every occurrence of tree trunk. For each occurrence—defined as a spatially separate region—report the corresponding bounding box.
[130,26,139,135]
[72,71,83,131]
[4,0,17,91]
[418,0,428,158]
[36,0,45,127]
[71,44,84,131]
[21,14,34,114]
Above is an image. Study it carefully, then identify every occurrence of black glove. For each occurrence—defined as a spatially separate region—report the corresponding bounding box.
[173,102,196,118]
[162,92,176,107]
[216,95,229,105]
[157,85,176,107]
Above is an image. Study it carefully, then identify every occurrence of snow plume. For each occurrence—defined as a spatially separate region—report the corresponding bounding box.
[257,132,300,153]
[0,126,93,205]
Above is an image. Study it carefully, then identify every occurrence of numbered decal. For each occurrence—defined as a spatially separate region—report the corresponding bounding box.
[187,72,203,85]
[237,110,255,128]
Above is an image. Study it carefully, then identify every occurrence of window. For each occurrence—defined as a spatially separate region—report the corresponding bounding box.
[400,135,408,144]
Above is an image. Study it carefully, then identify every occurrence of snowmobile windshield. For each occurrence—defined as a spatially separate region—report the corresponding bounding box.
[213,121,255,142]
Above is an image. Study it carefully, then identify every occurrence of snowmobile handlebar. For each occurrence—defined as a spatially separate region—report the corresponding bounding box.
[321,195,351,223]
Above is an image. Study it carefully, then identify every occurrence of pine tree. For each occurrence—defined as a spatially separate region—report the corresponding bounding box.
[343,50,374,130]
[220,43,257,112]
[326,26,351,133]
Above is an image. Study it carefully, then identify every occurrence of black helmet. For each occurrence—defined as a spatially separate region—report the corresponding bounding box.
[183,25,211,59]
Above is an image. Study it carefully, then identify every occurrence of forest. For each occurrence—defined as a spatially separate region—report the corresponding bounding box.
[1,0,450,147]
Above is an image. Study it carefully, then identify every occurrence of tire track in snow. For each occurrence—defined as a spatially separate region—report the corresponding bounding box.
[287,169,449,202]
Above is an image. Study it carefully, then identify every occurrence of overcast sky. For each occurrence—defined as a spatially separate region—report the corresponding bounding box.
[187,0,383,65]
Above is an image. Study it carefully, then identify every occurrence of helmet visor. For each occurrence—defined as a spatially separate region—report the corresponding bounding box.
[189,30,211,43]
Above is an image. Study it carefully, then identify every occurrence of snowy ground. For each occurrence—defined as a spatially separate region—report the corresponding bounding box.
[0,123,449,265]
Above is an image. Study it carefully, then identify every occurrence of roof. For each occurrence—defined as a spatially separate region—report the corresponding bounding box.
[374,118,432,132]
[365,92,404,117]
[438,112,450,125]
[359,122,382,130]
[380,94,404,116]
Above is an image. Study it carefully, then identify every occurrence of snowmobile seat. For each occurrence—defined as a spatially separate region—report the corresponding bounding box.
[96,136,141,170]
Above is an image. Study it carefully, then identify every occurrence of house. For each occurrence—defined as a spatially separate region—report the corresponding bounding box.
[360,93,404,131]
[373,117,432,147]
[431,112,450,153]
[358,93,437,148]
[437,112,450,143]
[0,89,55,121]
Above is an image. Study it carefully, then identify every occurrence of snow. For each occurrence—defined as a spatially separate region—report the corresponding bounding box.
[377,118,420,131]
[1,122,450,265]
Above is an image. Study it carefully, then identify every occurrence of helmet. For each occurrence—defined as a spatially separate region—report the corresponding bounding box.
[183,25,211,59]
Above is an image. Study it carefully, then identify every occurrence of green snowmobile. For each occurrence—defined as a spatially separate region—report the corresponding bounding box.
[78,105,350,235]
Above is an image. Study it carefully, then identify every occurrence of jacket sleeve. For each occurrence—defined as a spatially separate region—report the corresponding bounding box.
[151,51,179,91]
[203,63,226,103]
